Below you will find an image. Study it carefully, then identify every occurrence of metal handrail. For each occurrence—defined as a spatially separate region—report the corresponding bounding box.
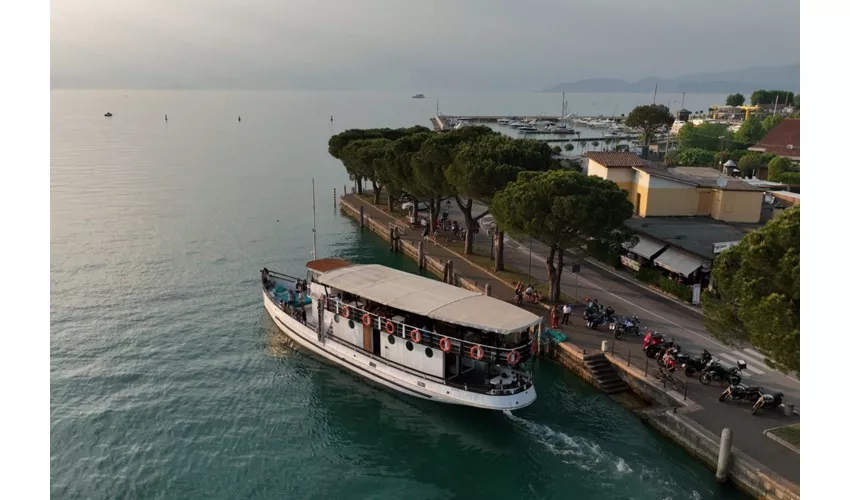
[319,296,534,362]
[265,290,534,395]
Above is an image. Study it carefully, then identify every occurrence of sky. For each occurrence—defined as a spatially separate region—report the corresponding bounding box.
[51,0,800,91]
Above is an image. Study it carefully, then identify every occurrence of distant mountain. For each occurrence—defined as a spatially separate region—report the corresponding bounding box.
[541,64,800,94]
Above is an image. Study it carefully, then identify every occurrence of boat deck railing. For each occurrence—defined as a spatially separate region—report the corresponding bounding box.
[321,298,534,366]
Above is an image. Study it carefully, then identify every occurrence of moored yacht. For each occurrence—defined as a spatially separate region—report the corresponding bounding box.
[261,260,540,410]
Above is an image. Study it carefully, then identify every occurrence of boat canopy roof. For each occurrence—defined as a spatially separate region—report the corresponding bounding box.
[314,264,540,334]
[306,258,353,274]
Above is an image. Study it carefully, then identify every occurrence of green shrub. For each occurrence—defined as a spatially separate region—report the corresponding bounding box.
[778,171,800,185]
[658,278,692,301]
[768,157,792,181]
[588,240,623,269]
[635,267,663,285]
[677,147,715,166]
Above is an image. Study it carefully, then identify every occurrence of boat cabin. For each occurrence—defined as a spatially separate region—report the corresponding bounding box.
[306,262,541,395]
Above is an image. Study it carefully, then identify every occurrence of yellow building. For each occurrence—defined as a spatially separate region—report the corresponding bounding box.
[585,152,764,223]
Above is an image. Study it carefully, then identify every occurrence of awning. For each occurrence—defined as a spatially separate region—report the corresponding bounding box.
[622,236,666,260]
[654,247,705,276]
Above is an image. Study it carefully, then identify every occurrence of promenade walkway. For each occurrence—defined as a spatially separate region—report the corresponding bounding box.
[342,192,799,485]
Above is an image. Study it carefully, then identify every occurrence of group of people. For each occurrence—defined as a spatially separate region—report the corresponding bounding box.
[514,282,542,305]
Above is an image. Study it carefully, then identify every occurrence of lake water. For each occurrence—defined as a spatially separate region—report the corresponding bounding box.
[50,90,742,499]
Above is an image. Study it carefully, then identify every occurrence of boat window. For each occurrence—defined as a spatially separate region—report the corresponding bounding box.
[406,341,414,351]
[348,320,355,329]
[425,348,433,358]
[387,335,395,345]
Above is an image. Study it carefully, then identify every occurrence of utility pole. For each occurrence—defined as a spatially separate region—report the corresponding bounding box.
[653,84,658,105]
[681,92,686,112]
[773,95,779,115]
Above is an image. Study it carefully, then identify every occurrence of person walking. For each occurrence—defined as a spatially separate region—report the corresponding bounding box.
[561,303,572,325]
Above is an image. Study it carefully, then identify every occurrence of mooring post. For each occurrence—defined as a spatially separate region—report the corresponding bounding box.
[359,205,365,229]
[418,240,425,269]
[389,227,396,251]
[343,185,347,195]
[443,260,452,283]
[484,283,492,296]
[716,428,733,483]
[333,188,337,207]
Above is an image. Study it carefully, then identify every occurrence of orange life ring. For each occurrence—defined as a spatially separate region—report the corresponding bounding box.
[362,313,372,327]
[507,350,521,366]
[410,329,422,343]
[342,305,350,318]
[385,319,395,334]
[439,337,452,353]
[470,345,484,360]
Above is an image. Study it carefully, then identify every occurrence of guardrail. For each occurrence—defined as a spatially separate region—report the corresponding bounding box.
[323,299,533,365]
[607,338,690,400]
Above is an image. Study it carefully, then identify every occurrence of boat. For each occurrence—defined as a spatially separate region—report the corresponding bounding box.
[104,112,113,117]
[261,260,539,410]
[507,121,524,128]
[516,126,537,132]
[497,118,512,124]
[261,178,537,410]
[412,94,426,99]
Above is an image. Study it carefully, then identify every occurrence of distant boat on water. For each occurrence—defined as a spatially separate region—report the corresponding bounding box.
[411,94,425,99]
[104,112,113,117]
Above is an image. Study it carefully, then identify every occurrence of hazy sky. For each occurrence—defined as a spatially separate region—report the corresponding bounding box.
[51,0,800,90]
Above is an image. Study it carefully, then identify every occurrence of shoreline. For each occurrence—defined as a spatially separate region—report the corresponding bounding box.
[338,192,800,500]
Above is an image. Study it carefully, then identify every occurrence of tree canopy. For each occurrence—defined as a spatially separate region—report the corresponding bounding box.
[737,154,761,177]
[750,90,796,106]
[491,170,633,300]
[762,114,784,133]
[767,156,792,182]
[726,93,745,106]
[734,117,766,144]
[702,206,799,373]
[676,122,734,151]
[676,148,715,166]
[625,105,674,146]
[446,134,557,253]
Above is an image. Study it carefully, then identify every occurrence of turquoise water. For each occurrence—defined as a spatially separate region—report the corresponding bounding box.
[51,90,743,499]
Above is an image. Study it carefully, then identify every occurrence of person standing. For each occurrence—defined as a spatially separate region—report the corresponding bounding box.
[561,303,572,325]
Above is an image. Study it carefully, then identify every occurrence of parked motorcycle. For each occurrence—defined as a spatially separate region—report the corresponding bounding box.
[583,299,602,321]
[699,360,746,386]
[719,383,763,403]
[751,391,785,415]
[643,331,665,356]
[678,349,713,377]
[645,335,676,359]
[587,309,614,330]
[611,314,641,339]
[655,341,681,367]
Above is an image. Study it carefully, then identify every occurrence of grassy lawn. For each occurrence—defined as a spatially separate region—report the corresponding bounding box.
[770,424,800,448]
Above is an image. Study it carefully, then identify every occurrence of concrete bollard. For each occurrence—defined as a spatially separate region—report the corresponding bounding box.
[418,240,425,269]
[359,206,365,228]
[716,428,733,483]
[601,341,609,352]
[484,284,492,296]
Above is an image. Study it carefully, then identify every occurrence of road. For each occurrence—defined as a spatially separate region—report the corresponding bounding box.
[438,199,801,410]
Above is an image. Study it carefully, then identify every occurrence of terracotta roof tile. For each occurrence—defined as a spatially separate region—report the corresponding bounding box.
[750,118,800,159]
[586,151,645,168]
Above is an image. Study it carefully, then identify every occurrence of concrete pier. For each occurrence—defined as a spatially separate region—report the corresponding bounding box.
[716,428,733,483]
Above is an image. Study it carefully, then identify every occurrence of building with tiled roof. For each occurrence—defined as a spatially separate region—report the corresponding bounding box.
[748,118,800,160]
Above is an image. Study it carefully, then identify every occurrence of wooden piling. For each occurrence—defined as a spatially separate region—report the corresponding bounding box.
[359,206,364,229]
[418,240,425,269]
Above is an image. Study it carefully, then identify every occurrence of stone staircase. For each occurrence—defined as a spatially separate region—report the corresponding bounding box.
[583,352,630,394]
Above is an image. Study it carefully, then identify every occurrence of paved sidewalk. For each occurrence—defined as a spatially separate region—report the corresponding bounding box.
[344,192,799,485]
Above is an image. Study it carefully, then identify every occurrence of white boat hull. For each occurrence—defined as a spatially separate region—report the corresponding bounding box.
[263,293,537,410]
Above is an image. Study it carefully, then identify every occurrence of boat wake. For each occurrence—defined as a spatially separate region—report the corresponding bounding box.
[504,411,632,474]
[504,412,708,498]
